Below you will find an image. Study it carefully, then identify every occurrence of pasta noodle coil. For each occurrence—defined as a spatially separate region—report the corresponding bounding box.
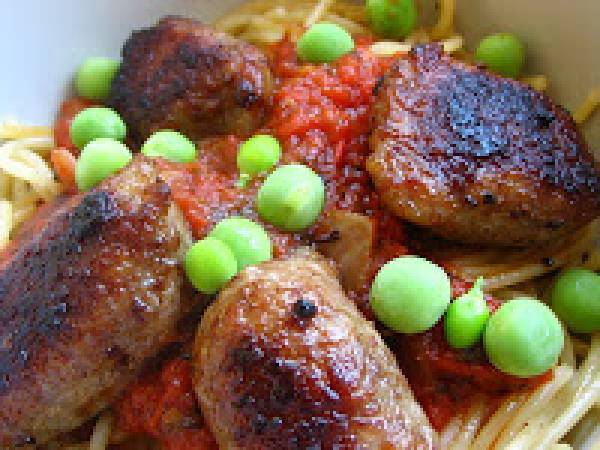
[0,122,59,250]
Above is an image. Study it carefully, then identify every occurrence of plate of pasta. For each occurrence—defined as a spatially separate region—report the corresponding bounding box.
[0,1,599,449]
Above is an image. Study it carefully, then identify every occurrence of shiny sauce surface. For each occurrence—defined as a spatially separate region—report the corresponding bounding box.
[117,358,217,450]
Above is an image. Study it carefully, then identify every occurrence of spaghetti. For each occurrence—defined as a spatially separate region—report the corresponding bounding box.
[574,87,600,125]
[0,121,60,250]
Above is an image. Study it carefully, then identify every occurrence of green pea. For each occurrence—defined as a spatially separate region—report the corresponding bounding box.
[474,33,525,78]
[70,107,126,150]
[76,57,120,101]
[257,164,325,232]
[296,23,355,64]
[445,278,490,349]
[209,217,272,271]
[484,298,564,377]
[551,268,600,333]
[237,135,281,181]
[370,256,451,334]
[141,130,197,163]
[184,237,238,294]
[366,0,417,39]
[75,138,133,191]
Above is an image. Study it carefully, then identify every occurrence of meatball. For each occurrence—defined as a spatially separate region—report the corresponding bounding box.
[108,17,272,145]
[0,157,195,447]
[193,253,436,449]
[367,45,599,246]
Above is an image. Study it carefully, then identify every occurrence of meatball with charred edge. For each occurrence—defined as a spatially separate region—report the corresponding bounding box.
[194,253,436,449]
[368,44,599,246]
[0,157,195,448]
[108,17,273,145]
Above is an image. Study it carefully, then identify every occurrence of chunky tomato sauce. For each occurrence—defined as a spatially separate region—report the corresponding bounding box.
[267,38,403,235]
[116,358,217,450]
[54,97,96,152]
[54,39,550,443]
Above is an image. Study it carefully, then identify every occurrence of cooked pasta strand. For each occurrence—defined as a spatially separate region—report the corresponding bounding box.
[215,0,369,45]
[440,416,462,448]
[0,154,59,201]
[470,393,526,450]
[0,132,61,249]
[11,202,37,229]
[521,75,549,92]
[14,136,54,151]
[551,444,573,450]
[322,12,370,34]
[571,336,600,399]
[430,0,455,40]
[241,27,285,45]
[573,87,600,125]
[561,331,576,368]
[440,34,463,54]
[214,13,257,33]
[329,3,366,24]
[370,41,412,56]
[89,411,112,450]
[0,171,9,199]
[539,374,600,448]
[493,365,574,449]
[0,121,52,139]
[406,27,431,44]
[0,200,12,249]
[305,0,335,27]
[448,398,488,449]
[567,407,600,448]
[10,175,33,205]
[446,218,600,291]
[503,336,600,449]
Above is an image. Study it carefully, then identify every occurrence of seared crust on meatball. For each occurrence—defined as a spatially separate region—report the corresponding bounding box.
[367,45,599,246]
[108,17,272,144]
[193,254,435,449]
[0,157,194,447]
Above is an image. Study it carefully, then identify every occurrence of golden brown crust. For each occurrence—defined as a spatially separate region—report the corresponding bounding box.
[0,157,194,447]
[194,254,436,449]
[368,45,600,246]
[108,17,273,145]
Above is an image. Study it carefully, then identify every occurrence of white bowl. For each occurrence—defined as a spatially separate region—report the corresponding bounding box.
[1,1,598,448]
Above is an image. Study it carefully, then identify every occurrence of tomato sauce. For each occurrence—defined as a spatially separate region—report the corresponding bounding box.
[116,358,217,450]
[268,38,394,223]
[54,97,96,152]
[154,151,301,257]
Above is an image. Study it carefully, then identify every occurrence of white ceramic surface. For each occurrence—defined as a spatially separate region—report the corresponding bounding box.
[3,0,599,146]
[1,0,242,124]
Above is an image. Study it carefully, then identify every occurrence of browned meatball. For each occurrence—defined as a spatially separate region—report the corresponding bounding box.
[108,17,272,145]
[0,157,195,448]
[193,254,436,449]
[367,45,599,246]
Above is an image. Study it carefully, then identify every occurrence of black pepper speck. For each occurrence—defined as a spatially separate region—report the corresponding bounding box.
[293,298,317,319]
